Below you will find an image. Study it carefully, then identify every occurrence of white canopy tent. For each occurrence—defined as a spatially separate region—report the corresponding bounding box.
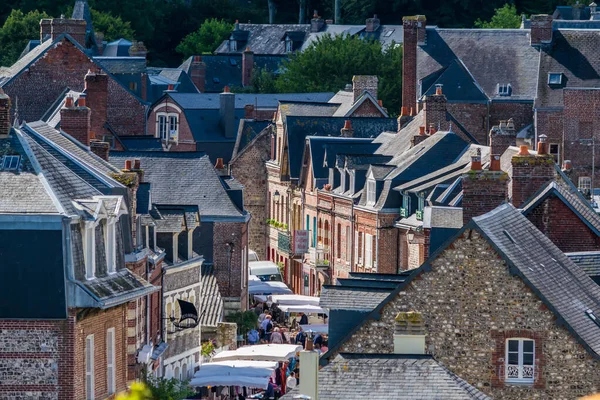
[276,304,328,314]
[190,360,277,389]
[270,294,320,306]
[300,324,328,334]
[212,344,302,362]
[248,281,292,295]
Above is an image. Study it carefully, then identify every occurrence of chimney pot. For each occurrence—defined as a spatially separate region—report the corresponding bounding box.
[518,145,531,156]
[378,99,383,107]
[471,148,482,170]
[429,123,437,134]
[435,84,443,95]
[133,159,141,170]
[215,158,225,170]
[419,126,426,135]
[490,154,501,171]
[400,106,409,116]
[65,96,74,108]
[224,86,230,93]
[78,93,86,108]
[125,160,132,170]
[343,120,352,130]
[409,107,415,116]
[537,134,548,155]
[167,84,174,91]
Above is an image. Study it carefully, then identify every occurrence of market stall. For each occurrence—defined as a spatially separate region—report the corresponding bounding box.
[212,344,302,362]
[276,304,328,315]
[189,360,277,389]
[299,324,328,334]
[248,280,292,295]
[270,294,320,306]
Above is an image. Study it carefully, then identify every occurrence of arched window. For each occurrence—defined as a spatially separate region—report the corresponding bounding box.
[317,219,323,245]
[324,220,330,247]
[182,364,188,381]
[174,366,180,380]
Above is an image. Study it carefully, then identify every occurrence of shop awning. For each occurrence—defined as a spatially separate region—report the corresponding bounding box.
[276,304,328,314]
[248,281,292,295]
[300,324,328,334]
[190,360,278,389]
[271,294,320,306]
[212,344,302,362]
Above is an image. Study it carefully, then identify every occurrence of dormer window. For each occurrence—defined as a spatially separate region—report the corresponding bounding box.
[367,179,376,205]
[157,113,178,142]
[548,73,563,85]
[2,155,20,170]
[497,83,512,96]
[83,223,96,280]
[105,219,117,274]
[229,39,237,52]
[285,37,293,53]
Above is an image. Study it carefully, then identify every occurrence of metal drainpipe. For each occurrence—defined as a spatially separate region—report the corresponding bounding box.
[375,211,380,273]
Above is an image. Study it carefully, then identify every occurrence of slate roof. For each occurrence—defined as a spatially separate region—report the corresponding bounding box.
[215,24,312,54]
[417,29,540,101]
[231,119,271,160]
[199,264,224,327]
[283,353,490,400]
[536,30,600,109]
[119,136,163,152]
[521,181,600,235]
[307,137,378,180]
[169,92,334,110]
[94,57,147,74]
[320,285,393,311]
[102,39,133,57]
[423,206,464,229]
[567,251,600,277]
[109,152,245,219]
[286,116,398,179]
[554,6,592,20]
[421,59,488,103]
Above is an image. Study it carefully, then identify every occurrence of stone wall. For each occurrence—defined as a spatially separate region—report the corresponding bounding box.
[212,221,248,309]
[229,127,271,259]
[338,229,600,399]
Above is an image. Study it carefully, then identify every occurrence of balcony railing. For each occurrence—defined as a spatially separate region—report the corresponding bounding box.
[416,209,423,221]
[278,231,291,254]
[400,207,407,218]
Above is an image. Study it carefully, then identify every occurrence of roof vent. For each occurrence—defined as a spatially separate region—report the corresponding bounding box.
[1,155,20,171]
[586,309,600,328]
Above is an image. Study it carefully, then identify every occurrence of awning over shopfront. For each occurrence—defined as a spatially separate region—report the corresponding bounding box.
[190,360,278,389]
[212,344,302,362]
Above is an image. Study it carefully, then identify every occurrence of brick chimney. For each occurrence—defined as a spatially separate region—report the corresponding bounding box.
[190,55,207,93]
[340,119,354,137]
[462,148,508,225]
[510,136,555,207]
[310,11,325,32]
[489,118,516,156]
[397,106,412,131]
[95,32,104,55]
[90,139,110,161]
[40,19,52,42]
[0,91,10,139]
[242,47,255,87]
[84,69,109,139]
[352,75,378,102]
[423,84,446,132]
[215,158,225,170]
[129,41,148,59]
[366,14,381,32]
[61,95,91,146]
[530,15,553,46]
[50,17,87,47]
[220,86,236,138]
[411,126,429,147]
[402,16,426,113]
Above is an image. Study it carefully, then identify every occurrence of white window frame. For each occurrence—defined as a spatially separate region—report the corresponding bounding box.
[229,39,237,52]
[548,73,563,85]
[579,176,592,192]
[2,155,20,170]
[85,334,95,400]
[354,230,359,264]
[105,219,117,274]
[505,338,535,384]
[365,234,373,268]
[549,143,560,163]
[83,223,96,280]
[156,113,179,142]
[106,328,116,394]
[367,179,376,205]
[497,83,511,96]
[285,38,293,53]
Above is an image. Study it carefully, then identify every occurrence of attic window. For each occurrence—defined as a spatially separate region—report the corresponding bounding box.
[229,58,237,66]
[385,29,394,37]
[548,73,563,85]
[497,83,512,96]
[586,309,600,328]
[2,155,20,170]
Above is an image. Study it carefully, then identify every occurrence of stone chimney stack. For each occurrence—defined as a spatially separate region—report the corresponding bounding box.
[311,10,325,32]
[90,140,110,161]
[128,41,148,60]
[220,86,236,139]
[423,84,446,133]
[94,32,105,55]
[402,15,426,113]
[352,75,378,102]
[510,138,555,208]
[84,69,109,139]
[242,47,255,87]
[190,55,207,93]
[530,15,553,46]
[40,19,52,42]
[462,148,508,225]
[411,126,429,147]
[0,91,10,139]
[365,14,381,32]
[340,119,354,137]
[61,94,91,146]
[49,17,87,47]
[394,312,426,355]
[489,118,516,157]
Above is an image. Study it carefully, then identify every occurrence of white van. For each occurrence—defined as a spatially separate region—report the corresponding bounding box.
[249,261,283,282]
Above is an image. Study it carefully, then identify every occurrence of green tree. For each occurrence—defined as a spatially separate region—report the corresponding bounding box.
[0,9,51,67]
[91,9,134,42]
[474,4,522,28]
[146,377,195,400]
[176,18,233,59]
[226,310,258,337]
[275,34,403,115]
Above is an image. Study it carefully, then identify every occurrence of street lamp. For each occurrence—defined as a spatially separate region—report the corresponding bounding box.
[407,231,415,242]
[273,190,281,204]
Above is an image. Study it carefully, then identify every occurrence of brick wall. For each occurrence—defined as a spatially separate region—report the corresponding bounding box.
[230,128,271,259]
[348,99,385,117]
[446,103,489,144]
[511,154,555,208]
[339,230,600,399]
[3,38,145,137]
[74,306,128,400]
[0,318,75,400]
[489,101,533,138]
[146,102,197,151]
[462,169,508,224]
[525,195,600,252]
[212,221,248,309]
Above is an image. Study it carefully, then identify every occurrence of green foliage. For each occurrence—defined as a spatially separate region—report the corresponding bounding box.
[91,9,134,42]
[250,67,279,94]
[474,4,522,28]
[176,18,233,60]
[146,377,194,400]
[116,382,153,400]
[275,34,403,115]
[0,9,51,67]
[201,339,217,357]
[226,310,258,336]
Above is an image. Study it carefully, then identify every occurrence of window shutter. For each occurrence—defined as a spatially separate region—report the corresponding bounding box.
[107,328,115,394]
[85,335,95,400]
